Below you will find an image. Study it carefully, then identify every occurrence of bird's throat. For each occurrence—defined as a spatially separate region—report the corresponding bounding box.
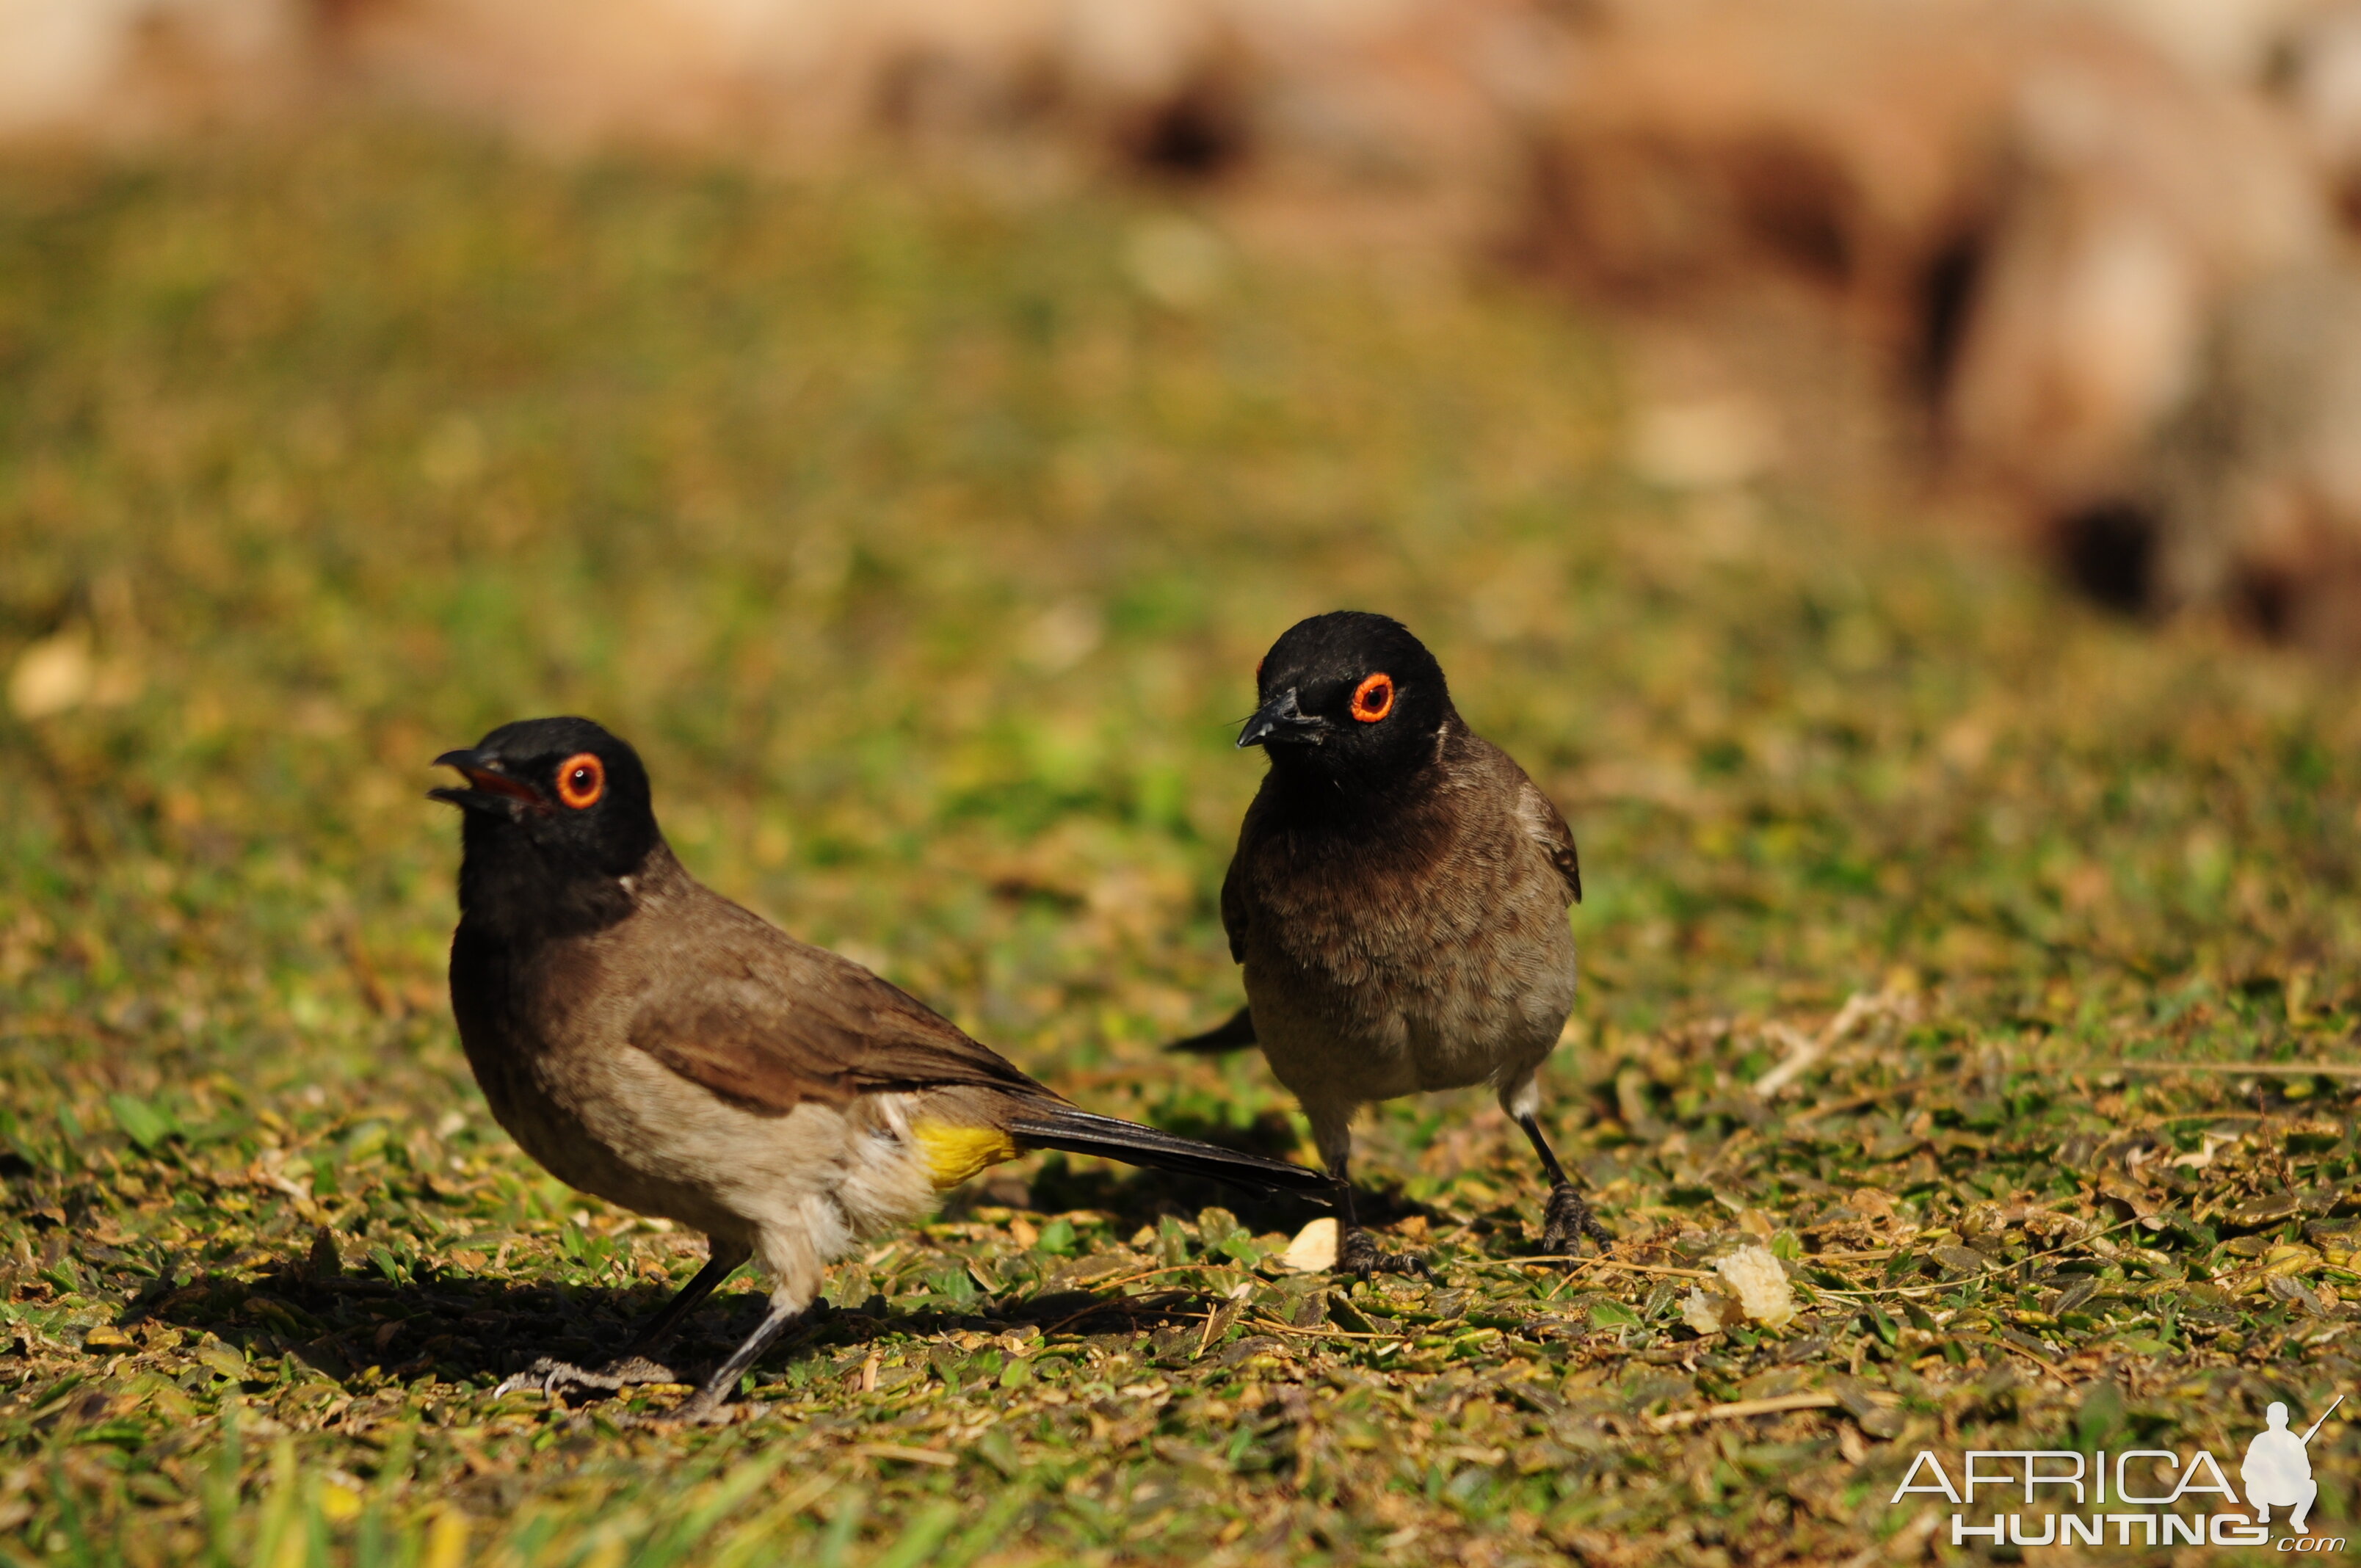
[457,816,639,945]
[1266,746,1440,819]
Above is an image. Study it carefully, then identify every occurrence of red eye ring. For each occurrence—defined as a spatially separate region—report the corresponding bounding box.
[1350,672,1394,723]
[556,752,605,810]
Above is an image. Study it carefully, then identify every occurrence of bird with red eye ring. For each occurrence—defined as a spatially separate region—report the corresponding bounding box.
[556,752,606,810]
[427,713,1330,1425]
[1178,609,1603,1280]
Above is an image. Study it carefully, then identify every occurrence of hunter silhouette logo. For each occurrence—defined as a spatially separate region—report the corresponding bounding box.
[2244,1396,2340,1534]
[1890,1393,2346,1551]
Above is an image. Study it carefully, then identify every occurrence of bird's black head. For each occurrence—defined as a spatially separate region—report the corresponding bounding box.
[432,717,660,932]
[1239,611,1455,793]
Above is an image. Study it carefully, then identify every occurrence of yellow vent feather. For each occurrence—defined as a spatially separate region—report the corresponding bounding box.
[910,1120,1019,1190]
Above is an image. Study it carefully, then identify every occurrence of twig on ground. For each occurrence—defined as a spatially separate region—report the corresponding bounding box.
[1647,1392,1840,1431]
[2117,1061,2361,1079]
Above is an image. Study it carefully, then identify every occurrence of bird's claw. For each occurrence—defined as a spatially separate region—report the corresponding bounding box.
[492,1359,571,1399]
[495,1354,683,1401]
[1539,1183,1611,1258]
[1335,1227,1432,1280]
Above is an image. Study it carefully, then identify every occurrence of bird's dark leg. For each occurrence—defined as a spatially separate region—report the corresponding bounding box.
[1330,1162,1430,1280]
[1518,1113,1609,1256]
[667,1296,809,1426]
[497,1236,751,1400]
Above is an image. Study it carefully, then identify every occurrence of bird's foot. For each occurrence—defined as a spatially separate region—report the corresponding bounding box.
[495,1354,683,1402]
[1539,1183,1611,1258]
[1335,1227,1432,1280]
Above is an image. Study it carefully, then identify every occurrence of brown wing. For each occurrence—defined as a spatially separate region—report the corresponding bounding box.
[1517,777,1582,904]
[1218,852,1249,964]
[1219,782,1280,963]
[627,897,1051,1116]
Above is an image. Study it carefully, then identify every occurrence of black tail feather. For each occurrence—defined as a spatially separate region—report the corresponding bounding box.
[1163,1004,1258,1056]
[1005,1104,1327,1201]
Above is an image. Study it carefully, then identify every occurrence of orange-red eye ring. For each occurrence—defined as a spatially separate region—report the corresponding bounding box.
[1350,672,1394,723]
[556,752,605,810]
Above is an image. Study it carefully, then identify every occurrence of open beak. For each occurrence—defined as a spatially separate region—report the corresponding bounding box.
[1238,688,1330,749]
[429,748,545,813]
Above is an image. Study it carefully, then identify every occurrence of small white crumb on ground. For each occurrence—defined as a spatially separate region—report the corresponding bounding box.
[1715,1244,1798,1327]
[1282,1217,1339,1273]
[1684,1285,1741,1335]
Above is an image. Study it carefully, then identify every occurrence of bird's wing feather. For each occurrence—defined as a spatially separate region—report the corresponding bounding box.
[1515,775,1582,904]
[1219,785,1275,963]
[628,905,1049,1114]
[1218,852,1248,964]
[1164,1003,1257,1055]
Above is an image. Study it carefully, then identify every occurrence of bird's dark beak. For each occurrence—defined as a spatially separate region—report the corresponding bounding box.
[1238,687,1328,749]
[429,749,545,813]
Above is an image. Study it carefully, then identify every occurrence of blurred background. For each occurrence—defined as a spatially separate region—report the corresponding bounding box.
[12,0,2361,645]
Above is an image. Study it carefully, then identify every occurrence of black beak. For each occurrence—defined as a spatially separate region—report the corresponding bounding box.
[1238,688,1329,749]
[429,748,545,813]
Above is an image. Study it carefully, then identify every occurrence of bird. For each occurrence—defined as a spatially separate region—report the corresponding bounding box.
[1169,610,1606,1277]
[431,715,1328,1423]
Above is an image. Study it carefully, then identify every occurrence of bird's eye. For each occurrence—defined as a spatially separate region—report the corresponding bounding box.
[1350,672,1394,723]
[556,752,605,810]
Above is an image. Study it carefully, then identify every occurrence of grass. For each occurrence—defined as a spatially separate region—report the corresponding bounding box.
[1,120,2357,1566]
